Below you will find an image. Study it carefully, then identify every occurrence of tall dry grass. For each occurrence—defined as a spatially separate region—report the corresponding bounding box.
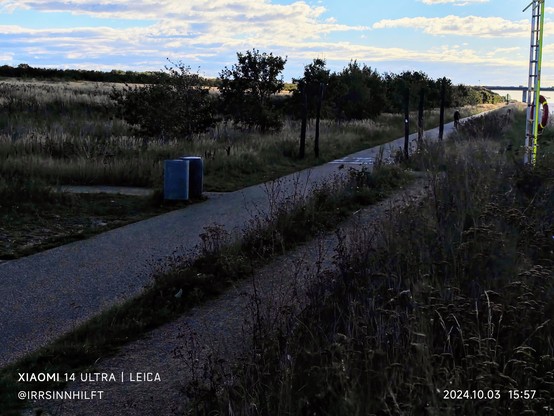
[182,109,554,415]
[0,80,499,192]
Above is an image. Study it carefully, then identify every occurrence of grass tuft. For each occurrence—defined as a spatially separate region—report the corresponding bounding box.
[181,107,554,416]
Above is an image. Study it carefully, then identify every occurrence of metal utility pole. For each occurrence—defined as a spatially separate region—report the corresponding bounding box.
[523,0,546,165]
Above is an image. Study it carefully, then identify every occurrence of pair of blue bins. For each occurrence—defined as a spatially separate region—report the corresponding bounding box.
[163,156,203,200]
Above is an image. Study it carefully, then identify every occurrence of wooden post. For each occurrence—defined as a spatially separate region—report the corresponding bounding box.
[314,82,324,158]
[418,89,424,144]
[299,85,307,159]
[404,88,410,160]
[439,77,446,140]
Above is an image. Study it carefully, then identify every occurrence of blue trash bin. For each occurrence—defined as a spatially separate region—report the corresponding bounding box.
[164,159,190,200]
[180,156,203,198]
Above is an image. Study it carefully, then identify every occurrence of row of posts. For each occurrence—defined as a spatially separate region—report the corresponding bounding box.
[298,82,325,159]
[163,79,449,200]
[299,78,448,160]
[402,78,448,160]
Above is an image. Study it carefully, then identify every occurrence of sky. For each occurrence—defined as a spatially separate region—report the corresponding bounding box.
[1,0,553,86]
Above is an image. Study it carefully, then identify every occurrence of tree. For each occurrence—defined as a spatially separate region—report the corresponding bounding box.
[293,59,330,158]
[326,61,385,120]
[218,49,287,131]
[292,58,330,117]
[110,61,215,141]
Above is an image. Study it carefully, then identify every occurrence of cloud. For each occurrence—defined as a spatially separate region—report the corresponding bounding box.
[0,52,14,62]
[420,0,489,4]
[0,0,376,82]
[0,0,366,37]
[0,20,532,77]
[0,1,368,62]
[0,0,543,84]
[373,15,528,38]
[272,39,528,72]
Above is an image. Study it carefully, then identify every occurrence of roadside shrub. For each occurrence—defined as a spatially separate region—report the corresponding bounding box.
[110,62,216,141]
[219,49,287,132]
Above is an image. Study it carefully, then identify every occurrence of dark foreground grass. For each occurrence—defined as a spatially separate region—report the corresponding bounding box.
[0,162,410,415]
[182,109,554,415]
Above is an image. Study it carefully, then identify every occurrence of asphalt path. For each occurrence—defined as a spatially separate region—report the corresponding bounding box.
[0,110,500,368]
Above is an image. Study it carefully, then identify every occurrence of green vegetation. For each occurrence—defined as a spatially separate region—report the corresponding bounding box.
[0,57,532,415]
[0,55,503,202]
[0,74,497,258]
[0,182,194,260]
[0,77,499,191]
[219,49,288,131]
[0,63,220,86]
[110,62,216,140]
[501,107,554,156]
[0,160,410,415]
[179,109,554,415]
[0,68,526,414]
[0,54,536,415]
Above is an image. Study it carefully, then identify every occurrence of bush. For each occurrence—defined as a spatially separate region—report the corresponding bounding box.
[110,61,216,141]
[219,49,287,132]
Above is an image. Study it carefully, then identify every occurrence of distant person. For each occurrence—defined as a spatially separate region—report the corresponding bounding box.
[454,110,461,129]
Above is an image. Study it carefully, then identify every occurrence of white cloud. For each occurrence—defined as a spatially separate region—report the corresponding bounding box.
[0,0,366,39]
[275,39,527,71]
[0,52,14,62]
[0,1,368,61]
[373,15,528,38]
[0,1,376,82]
[0,20,531,75]
[0,0,543,83]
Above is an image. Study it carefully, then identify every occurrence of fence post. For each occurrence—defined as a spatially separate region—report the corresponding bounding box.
[299,85,307,159]
[404,88,410,160]
[439,77,446,140]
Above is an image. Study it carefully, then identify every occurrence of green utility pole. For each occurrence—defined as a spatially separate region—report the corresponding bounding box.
[523,0,546,165]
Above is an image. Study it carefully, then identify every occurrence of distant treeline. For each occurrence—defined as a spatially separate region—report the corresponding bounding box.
[1,60,503,136]
[0,63,220,86]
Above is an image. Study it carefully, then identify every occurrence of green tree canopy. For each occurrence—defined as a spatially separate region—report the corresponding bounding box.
[292,58,331,118]
[218,49,287,131]
[326,61,385,120]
